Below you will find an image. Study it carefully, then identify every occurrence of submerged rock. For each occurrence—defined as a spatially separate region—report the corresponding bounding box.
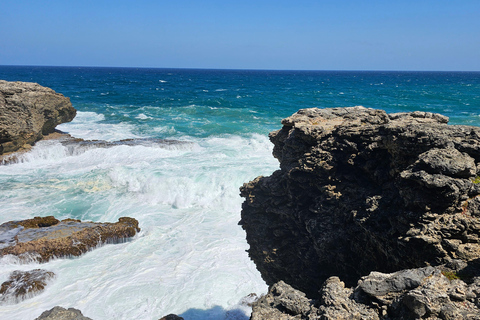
[251,265,480,319]
[0,216,140,262]
[0,269,55,304]
[0,80,76,155]
[240,107,480,297]
[35,306,92,320]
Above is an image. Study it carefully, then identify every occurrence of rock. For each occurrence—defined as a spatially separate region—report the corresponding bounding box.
[0,269,55,304]
[0,216,140,262]
[158,315,184,320]
[240,107,480,297]
[251,278,378,320]
[250,265,480,319]
[35,306,92,320]
[0,80,76,155]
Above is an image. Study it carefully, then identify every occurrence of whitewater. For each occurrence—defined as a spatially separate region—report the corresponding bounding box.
[0,67,479,320]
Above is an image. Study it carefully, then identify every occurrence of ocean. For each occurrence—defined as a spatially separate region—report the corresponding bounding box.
[0,66,479,320]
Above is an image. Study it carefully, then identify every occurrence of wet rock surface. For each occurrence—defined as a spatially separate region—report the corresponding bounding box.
[35,306,92,320]
[0,216,140,262]
[0,269,55,304]
[252,264,480,320]
[0,80,76,155]
[240,107,480,298]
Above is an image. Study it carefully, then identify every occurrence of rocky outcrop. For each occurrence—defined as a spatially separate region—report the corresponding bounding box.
[35,306,92,320]
[240,107,480,298]
[252,263,480,320]
[0,216,140,262]
[0,269,55,304]
[0,80,76,155]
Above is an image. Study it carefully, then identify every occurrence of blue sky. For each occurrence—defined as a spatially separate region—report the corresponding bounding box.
[1,0,479,71]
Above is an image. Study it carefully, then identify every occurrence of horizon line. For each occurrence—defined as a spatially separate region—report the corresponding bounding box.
[1,64,479,73]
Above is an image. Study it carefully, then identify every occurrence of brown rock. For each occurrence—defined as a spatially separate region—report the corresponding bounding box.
[0,80,76,155]
[0,269,55,304]
[0,216,140,263]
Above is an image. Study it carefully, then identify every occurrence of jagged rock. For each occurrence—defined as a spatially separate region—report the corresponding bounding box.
[35,306,92,320]
[0,80,76,155]
[0,269,55,304]
[240,107,480,297]
[250,265,480,319]
[0,216,140,262]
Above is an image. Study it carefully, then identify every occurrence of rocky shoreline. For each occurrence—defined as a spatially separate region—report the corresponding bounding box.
[0,80,76,155]
[240,107,480,319]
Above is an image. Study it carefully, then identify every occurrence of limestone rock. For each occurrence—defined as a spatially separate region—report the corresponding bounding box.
[35,306,92,320]
[0,216,140,262]
[0,80,76,155]
[251,265,480,319]
[240,107,480,297]
[0,269,55,304]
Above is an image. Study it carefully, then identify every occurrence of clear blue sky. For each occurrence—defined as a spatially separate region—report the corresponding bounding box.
[1,0,479,71]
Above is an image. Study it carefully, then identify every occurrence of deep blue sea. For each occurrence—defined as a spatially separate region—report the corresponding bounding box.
[0,66,479,320]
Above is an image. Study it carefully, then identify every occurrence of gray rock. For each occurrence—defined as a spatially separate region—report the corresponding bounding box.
[240,107,480,297]
[250,265,480,319]
[35,306,92,320]
[0,80,76,155]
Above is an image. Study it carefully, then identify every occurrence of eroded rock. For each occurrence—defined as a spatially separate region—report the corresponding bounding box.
[0,216,140,262]
[251,265,480,319]
[0,269,55,304]
[35,306,92,320]
[240,107,480,297]
[0,80,76,155]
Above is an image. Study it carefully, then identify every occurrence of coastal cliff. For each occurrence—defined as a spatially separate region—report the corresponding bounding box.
[0,80,76,155]
[240,107,480,319]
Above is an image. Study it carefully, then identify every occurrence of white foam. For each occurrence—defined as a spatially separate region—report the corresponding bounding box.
[0,133,278,320]
[57,111,140,141]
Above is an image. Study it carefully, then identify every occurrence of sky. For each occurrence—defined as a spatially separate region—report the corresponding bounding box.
[1,0,479,71]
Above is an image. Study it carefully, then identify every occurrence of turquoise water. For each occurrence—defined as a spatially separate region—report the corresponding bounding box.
[0,66,479,320]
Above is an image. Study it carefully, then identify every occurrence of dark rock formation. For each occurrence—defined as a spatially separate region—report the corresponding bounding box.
[0,80,76,155]
[0,216,140,262]
[240,107,480,298]
[35,306,92,320]
[251,264,480,319]
[158,315,184,320]
[0,269,55,304]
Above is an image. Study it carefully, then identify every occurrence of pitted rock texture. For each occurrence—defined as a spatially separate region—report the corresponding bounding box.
[0,80,76,155]
[35,306,92,320]
[251,265,480,320]
[0,269,55,304]
[0,216,140,262]
[240,107,480,297]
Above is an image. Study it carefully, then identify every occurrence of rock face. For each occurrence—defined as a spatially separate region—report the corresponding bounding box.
[240,107,480,298]
[0,269,55,304]
[0,80,76,155]
[252,264,480,320]
[35,306,92,320]
[0,216,140,262]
